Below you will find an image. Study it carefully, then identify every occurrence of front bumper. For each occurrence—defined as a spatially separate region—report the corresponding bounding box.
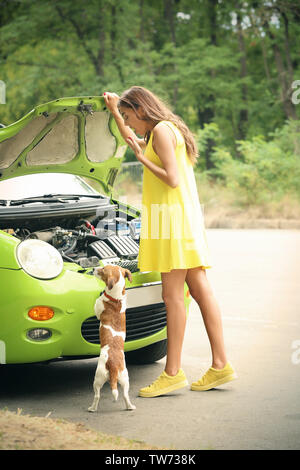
[0,265,190,364]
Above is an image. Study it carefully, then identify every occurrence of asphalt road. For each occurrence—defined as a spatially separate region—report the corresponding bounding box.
[1,229,300,450]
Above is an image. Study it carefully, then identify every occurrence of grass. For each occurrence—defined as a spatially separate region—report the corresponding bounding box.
[109,166,300,229]
[194,175,300,229]
[0,408,163,450]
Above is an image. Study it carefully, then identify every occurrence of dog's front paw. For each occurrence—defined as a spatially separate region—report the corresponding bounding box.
[94,298,104,320]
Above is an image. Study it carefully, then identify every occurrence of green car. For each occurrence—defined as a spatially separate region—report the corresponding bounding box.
[0,96,190,365]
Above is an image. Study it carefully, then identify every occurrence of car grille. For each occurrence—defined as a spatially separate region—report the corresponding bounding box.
[81,302,167,344]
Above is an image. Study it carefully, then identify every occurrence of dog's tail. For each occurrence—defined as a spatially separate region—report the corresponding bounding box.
[110,370,119,401]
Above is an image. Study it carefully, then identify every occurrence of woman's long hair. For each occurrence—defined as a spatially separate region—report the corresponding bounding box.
[118,86,198,165]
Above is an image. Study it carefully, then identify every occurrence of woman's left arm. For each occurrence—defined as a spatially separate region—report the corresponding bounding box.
[126,124,179,189]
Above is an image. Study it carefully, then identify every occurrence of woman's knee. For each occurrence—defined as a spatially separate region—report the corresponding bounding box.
[161,269,187,306]
[162,290,185,307]
[186,267,212,302]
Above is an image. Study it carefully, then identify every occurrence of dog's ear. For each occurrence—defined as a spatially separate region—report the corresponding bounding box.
[123,268,132,283]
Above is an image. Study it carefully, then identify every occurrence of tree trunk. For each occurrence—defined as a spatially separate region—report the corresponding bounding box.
[264,18,297,120]
[139,0,144,41]
[236,7,248,143]
[96,1,105,77]
[163,0,176,45]
[110,3,124,85]
[163,0,178,108]
[197,0,218,169]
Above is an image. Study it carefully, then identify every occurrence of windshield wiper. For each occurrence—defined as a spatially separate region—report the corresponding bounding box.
[9,196,79,206]
[43,193,102,199]
[8,193,102,206]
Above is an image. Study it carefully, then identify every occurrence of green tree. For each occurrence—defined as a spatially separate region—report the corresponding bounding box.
[0,0,299,173]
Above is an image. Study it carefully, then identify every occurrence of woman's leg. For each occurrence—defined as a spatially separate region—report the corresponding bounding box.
[161,269,187,376]
[139,268,189,397]
[185,267,227,369]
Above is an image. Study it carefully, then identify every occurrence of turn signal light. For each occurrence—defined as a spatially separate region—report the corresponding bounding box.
[28,306,54,321]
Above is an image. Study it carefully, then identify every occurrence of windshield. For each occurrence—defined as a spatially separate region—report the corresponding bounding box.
[0,173,99,200]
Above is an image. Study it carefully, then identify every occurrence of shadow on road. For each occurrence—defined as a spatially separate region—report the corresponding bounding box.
[0,359,99,399]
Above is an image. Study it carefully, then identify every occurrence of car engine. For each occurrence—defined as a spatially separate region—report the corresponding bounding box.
[1,199,141,272]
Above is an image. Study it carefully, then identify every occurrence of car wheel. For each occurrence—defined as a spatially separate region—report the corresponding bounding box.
[125,339,167,365]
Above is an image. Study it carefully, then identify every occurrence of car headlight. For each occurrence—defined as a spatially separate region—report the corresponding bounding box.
[16,239,63,279]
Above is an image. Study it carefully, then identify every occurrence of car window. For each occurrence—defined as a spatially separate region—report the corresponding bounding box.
[0,173,99,200]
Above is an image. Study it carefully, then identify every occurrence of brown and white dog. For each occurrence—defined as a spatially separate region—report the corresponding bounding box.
[88,264,136,412]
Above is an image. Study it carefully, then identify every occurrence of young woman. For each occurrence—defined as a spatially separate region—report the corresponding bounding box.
[103,87,237,397]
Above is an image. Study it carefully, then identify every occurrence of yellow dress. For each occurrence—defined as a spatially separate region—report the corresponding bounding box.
[137,121,212,273]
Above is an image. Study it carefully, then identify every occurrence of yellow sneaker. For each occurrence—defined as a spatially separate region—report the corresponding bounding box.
[191,362,237,391]
[139,369,188,398]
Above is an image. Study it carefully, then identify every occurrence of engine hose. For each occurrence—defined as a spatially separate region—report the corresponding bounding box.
[58,237,77,255]
[69,229,101,242]
[61,252,76,263]
[84,234,102,242]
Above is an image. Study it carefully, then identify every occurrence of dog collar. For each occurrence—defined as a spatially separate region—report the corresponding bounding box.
[103,291,119,303]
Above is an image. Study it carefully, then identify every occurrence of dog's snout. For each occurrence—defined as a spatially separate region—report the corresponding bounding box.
[93,267,102,277]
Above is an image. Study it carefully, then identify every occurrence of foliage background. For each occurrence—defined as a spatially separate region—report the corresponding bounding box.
[1,0,300,217]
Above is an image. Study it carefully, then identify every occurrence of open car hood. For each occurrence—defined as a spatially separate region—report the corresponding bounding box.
[0,96,127,194]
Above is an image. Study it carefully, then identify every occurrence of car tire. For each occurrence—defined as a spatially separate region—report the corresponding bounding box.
[125,339,167,365]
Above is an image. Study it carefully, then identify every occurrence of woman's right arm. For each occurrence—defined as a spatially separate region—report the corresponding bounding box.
[103,92,146,150]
